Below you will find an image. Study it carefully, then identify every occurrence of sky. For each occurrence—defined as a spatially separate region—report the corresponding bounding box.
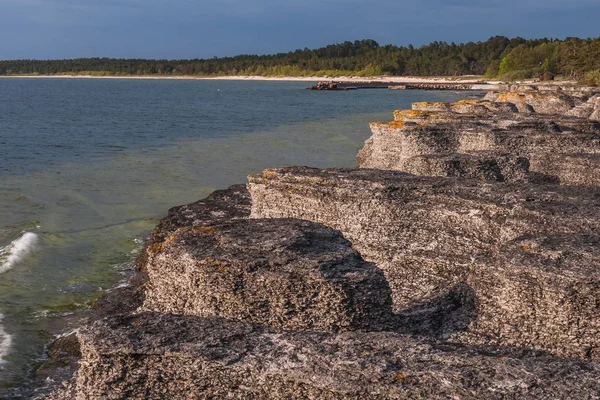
[0,0,599,60]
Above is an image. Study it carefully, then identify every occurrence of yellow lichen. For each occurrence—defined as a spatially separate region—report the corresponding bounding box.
[497,93,527,102]
[394,109,429,120]
[388,120,405,129]
[150,243,165,255]
[193,226,215,234]
[205,257,229,272]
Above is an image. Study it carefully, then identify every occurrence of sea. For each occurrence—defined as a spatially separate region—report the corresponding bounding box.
[0,77,471,397]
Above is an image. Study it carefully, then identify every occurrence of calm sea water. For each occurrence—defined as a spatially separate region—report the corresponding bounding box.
[0,78,471,397]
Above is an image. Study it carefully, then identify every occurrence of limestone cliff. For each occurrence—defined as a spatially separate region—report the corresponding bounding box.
[46,84,600,399]
[358,89,600,186]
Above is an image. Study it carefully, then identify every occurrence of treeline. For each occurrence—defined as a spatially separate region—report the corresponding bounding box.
[1,36,599,83]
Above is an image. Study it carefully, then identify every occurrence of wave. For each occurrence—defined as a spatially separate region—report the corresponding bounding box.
[0,314,11,364]
[0,232,38,274]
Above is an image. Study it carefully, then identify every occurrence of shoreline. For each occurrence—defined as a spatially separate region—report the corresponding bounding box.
[0,74,502,84]
[40,82,600,398]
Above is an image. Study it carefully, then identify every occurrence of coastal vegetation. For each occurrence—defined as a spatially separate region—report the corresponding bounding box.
[1,36,599,83]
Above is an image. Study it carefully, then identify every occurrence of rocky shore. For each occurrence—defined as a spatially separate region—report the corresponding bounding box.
[45,84,600,399]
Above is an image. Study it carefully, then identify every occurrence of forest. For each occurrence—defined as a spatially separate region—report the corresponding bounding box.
[1,36,599,84]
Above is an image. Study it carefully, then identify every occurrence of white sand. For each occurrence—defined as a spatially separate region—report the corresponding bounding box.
[0,74,502,84]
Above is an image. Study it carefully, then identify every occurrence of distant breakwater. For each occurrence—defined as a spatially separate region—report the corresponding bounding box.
[308,81,496,91]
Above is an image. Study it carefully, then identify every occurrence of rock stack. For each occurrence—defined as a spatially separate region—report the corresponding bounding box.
[46,84,600,399]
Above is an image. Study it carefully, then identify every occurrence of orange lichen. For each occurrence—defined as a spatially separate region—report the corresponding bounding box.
[193,226,215,234]
[497,93,527,102]
[205,257,229,272]
[388,120,406,129]
[453,99,490,106]
[263,170,278,180]
[521,244,532,253]
[150,243,165,255]
[370,122,390,128]
[412,101,451,110]
[393,373,407,382]
[394,109,429,120]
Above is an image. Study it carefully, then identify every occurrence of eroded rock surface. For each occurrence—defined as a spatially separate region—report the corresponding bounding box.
[135,184,250,271]
[248,166,600,358]
[358,100,600,185]
[48,313,600,400]
[45,84,600,399]
[141,218,392,331]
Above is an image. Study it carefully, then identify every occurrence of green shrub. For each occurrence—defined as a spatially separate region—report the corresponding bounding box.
[499,69,536,81]
[582,70,600,86]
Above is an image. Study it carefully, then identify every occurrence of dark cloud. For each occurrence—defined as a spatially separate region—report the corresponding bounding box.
[0,0,598,59]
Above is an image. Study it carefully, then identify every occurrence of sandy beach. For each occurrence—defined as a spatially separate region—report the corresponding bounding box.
[0,74,501,84]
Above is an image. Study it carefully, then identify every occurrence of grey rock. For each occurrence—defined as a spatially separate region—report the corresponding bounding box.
[43,86,600,399]
[398,153,529,183]
[135,184,250,271]
[568,94,600,121]
[141,218,393,332]
[48,313,600,400]
[248,166,600,357]
[495,92,577,114]
[358,107,600,186]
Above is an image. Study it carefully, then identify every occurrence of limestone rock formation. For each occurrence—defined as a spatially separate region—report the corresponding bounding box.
[45,84,600,399]
[47,313,600,400]
[248,166,600,358]
[135,184,250,271]
[141,218,393,331]
[568,94,600,121]
[358,95,600,185]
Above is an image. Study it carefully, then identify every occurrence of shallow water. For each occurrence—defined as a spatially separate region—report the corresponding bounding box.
[0,78,471,397]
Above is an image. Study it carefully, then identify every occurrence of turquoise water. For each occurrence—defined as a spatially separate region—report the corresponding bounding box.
[0,78,470,397]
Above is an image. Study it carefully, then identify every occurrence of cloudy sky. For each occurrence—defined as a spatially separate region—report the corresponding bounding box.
[0,0,598,60]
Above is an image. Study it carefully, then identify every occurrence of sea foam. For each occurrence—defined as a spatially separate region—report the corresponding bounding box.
[0,232,38,274]
[0,314,11,364]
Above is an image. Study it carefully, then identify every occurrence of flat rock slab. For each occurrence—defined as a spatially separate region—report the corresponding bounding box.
[457,233,600,359]
[387,152,529,183]
[147,184,251,245]
[248,167,600,358]
[135,184,250,271]
[142,218,393,331]
[359,109,600,185]
[47,313,600,400]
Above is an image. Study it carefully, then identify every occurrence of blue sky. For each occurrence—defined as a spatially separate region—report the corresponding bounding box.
[0,0,599,60]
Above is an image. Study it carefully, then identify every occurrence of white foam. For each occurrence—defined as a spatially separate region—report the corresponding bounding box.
[0,232,38,274]
[0,314,11,364]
